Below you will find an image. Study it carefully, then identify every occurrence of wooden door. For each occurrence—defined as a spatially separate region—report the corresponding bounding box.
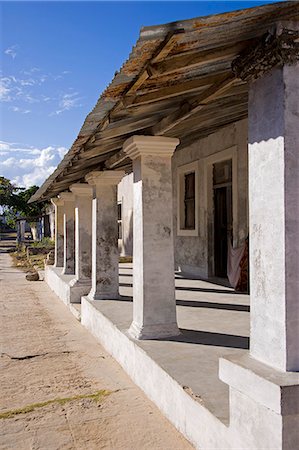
[214,187,228,277]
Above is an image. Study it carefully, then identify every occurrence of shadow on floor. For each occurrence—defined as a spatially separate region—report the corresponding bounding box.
[167,329,250,349]
[119,282,244,297]
[118,295,133,302]
[176,299,249,312]
[175,286,241,295]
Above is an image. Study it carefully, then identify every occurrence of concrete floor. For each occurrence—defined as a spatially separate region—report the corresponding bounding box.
[94,263,250,424]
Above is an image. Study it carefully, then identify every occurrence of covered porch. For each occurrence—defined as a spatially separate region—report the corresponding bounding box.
[31,4,299,449]
[88,262,250,424]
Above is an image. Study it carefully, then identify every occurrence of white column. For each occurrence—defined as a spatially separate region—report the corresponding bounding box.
[123,135,180,340]
[219,25,299,450]
[20,220,26,241]
[248,61,299,372]
[86,171,125,300]
[51,198,64,267]
[59,192,75,275]
[70,183,93,285]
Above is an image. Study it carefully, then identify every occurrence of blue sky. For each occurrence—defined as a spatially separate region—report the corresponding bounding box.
[1,0,278,187]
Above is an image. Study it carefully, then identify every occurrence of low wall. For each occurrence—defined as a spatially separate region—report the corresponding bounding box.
[45,266,90,304]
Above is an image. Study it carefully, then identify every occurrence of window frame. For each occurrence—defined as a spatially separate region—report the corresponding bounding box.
[177,161,199,237]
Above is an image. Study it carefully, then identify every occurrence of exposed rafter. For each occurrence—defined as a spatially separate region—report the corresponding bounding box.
[105,150,129,169]
[87,28,185,140]
[148,39,255,77]
[152,73,236,135]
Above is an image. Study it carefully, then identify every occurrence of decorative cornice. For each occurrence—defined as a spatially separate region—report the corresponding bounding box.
[232,26,299,82]
[70,183,93,196]
[85,170,125,186]
[123,135,180,160]
[58,192,75,202]
[51,197,64,207]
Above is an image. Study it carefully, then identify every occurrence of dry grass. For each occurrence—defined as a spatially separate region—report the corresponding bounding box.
[0,390,111,419]
[119,256,133,263]
[10,249,32,271]
[10,248,46,271]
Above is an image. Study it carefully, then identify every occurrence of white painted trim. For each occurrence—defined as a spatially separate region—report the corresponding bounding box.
[177,160,199,237]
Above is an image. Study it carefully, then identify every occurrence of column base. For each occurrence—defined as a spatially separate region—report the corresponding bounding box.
[87,291,120,301]
[67,279,91,303]
[69,278,91,288]
[62,267,75,275]
[128,320,181,340]
[219,354,299,450]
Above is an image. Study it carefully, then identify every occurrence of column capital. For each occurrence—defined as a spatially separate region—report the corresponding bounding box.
[51,197,64,207]
[70,183,93,197]
[59,192,75,202]
[85,170,125,186]
[123,135,180,160]
[232,23,299,82]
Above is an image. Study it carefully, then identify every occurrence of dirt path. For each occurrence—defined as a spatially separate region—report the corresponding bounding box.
[0,242,193,450]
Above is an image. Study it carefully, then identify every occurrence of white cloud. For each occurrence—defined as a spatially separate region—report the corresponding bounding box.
[0,78,12,101]
[0,70,75,106]
[51,91,82,115]
[21,68,40,75]
[10,106,31,114]
[19,78,35,86]
[0,142,11,151]
[0,141,68,188]
[4,45,18,59]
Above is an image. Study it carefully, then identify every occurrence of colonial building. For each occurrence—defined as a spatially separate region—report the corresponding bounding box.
[30,2,299,449]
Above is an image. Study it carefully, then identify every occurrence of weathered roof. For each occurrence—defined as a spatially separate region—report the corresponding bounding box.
[30,1,299,202]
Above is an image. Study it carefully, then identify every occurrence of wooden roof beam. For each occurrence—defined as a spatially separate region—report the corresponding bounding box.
[94,115,161,141]
[123,72,230,108]
[105,150,129,169]
[81,139,124,158]
[151,29,185,63]
[152,73,236,136]
[148,39,254,77]
[125,31,184,95]
[86,29,184,138]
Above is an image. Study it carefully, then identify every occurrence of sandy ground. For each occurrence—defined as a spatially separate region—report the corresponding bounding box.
[0,239,193,450]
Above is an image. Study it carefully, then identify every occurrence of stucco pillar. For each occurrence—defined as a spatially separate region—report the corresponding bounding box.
[248,65,299,372]
[59,192,75,275]
[51,198,64,267]
[86,170,125,300]
[245,38,299,373]
[123,135,180,340]
[219,24,299,450]
[70,183,93,285]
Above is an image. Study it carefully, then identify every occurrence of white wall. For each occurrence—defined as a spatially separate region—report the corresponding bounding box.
[172,119,248,278]
[117,119,249,277]
[117,172,133,256]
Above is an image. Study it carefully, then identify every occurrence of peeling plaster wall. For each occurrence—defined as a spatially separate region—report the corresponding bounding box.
[172,119,248,278]
[117,119,248,278]
[118,173,133,256]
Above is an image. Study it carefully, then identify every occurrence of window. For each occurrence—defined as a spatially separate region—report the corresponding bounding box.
[184,172,195,229]
[177,161,199,236]
[118,202,122,240]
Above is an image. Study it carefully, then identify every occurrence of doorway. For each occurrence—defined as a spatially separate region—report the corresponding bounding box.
[213,160,232,278]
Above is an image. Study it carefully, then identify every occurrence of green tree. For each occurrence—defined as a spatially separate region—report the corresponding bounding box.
[0,176,20,208]
[0,178,46,228]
